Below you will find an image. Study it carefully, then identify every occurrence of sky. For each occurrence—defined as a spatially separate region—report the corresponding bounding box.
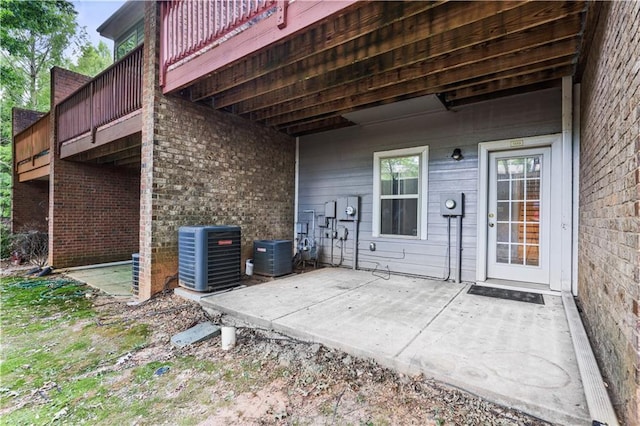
[72,0,126,55]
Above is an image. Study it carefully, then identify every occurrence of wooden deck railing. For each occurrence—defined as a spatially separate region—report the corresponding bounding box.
[14,113,51,180]
[57,44,143,145]
[160,0,276,84]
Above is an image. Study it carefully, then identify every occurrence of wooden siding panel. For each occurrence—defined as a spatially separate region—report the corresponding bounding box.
[297,89,562,281]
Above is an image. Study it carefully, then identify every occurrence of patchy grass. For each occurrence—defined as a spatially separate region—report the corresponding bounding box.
[0,276,151,425]
[1,275,550,425]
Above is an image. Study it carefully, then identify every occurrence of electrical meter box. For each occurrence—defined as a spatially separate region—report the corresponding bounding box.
[440,193,464,216]
[337,196,359,221]
[324,201,336,219]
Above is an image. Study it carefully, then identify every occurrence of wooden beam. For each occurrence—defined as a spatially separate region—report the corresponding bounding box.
[263,38,580,127]
[113,156,141,167]
[206,1,585,110]
[251,17,583,121]
[274,57,576,130]
[18,164,50,182]
[68,133,141,162]
[96,146,141,164]
[276,60,573,131]
[94,111,142,146]
[60,113,141,159]
[163,0,360,93]
[285,116,355,136]
[17,153,50,175]
[574,1,601,82]
[446,80,562,107]
[445,67,572,101]
[204,0,548,107]
[190,0,452,101]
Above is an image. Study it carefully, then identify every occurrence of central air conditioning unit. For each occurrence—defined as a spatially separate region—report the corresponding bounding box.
[178,225,241,292]
[131,253,140,296]
[253,240,293,277]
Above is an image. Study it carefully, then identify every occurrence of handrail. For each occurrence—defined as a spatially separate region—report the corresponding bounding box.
[14,113,50,169]
[160,0,277,85]
[57,44,143,145]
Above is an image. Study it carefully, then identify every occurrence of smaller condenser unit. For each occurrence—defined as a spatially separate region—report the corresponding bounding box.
[253,240,293,277]
[132,253,140,296]
[179,225,241,292]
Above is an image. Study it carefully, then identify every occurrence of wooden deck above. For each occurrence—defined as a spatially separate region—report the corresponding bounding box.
[163,0,591,136]
[14,113,50,182]
[56,45,143,167]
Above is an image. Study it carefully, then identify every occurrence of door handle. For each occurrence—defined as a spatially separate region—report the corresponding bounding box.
[488,223,495,227]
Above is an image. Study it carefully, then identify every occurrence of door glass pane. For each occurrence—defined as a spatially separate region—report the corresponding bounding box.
[511,202,524,221]
[497,181,510,200]
[511,179,524,200]
[381,198,418,236]
[494,154,543,266]
[510,223,522,244]
[526,179,540,200]
[511,245,524,264]
[497,223,509,243]
[497,202,510,221]
[526,245,540,266]
[526,157,541,178]
[496,244,509,263]
[525,224,540,244]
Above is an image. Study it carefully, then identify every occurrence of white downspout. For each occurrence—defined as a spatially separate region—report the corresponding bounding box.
[572,84,581,296]
[561,76,573,292]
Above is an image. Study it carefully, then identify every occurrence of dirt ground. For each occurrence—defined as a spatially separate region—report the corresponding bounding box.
[85,287,549,426]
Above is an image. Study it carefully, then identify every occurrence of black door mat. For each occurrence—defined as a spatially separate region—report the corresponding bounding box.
[467,285,545,305]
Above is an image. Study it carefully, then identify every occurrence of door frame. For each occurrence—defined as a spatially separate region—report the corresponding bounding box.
[476,134,565,291]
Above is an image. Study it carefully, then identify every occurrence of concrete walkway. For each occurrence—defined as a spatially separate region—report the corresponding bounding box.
[200,268,591,425]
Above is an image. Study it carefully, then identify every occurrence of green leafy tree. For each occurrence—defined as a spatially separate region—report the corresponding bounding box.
[0,142,11,218]
[0,0,85,110]
[0,0,85,220]
[71,41,112,77]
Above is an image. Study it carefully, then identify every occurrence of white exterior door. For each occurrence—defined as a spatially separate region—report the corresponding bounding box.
[486,148,551,284]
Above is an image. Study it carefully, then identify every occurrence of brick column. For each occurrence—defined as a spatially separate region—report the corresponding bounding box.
[578,2,640,424]
[138,1,295,300]
[48,68,141,267]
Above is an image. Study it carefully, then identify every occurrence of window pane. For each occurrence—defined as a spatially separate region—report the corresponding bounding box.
[381,198,418,236]
[380,155,419,196]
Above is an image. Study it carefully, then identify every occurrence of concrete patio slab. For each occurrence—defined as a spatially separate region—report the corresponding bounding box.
[396,290,586,425]
[63,262,133,297]
[200,268,592,425]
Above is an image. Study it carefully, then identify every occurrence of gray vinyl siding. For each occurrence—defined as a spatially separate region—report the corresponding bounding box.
[297,88,562,281]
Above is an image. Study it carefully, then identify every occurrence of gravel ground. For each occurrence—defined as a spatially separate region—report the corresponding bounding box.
[89,289,550,426]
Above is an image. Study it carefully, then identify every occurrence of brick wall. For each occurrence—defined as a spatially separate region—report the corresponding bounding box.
[50,67,91,104]
[48,161,140,266]
[12,108,46,136]
[139,2,295,299]
[11,180,49,233]
[579,2,640,424]
[11,108,49,233]
[48,67,141,267]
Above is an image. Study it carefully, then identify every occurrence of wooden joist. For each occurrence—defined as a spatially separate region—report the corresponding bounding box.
[189,1,444,101]
[169,0,588,136]
[241,13,582,118]
[263,43,579,127]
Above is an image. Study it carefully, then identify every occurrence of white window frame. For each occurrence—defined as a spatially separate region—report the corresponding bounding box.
[373,146,429,239]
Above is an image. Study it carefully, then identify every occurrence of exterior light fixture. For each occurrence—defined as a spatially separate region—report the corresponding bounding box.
[451,148,463,161]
